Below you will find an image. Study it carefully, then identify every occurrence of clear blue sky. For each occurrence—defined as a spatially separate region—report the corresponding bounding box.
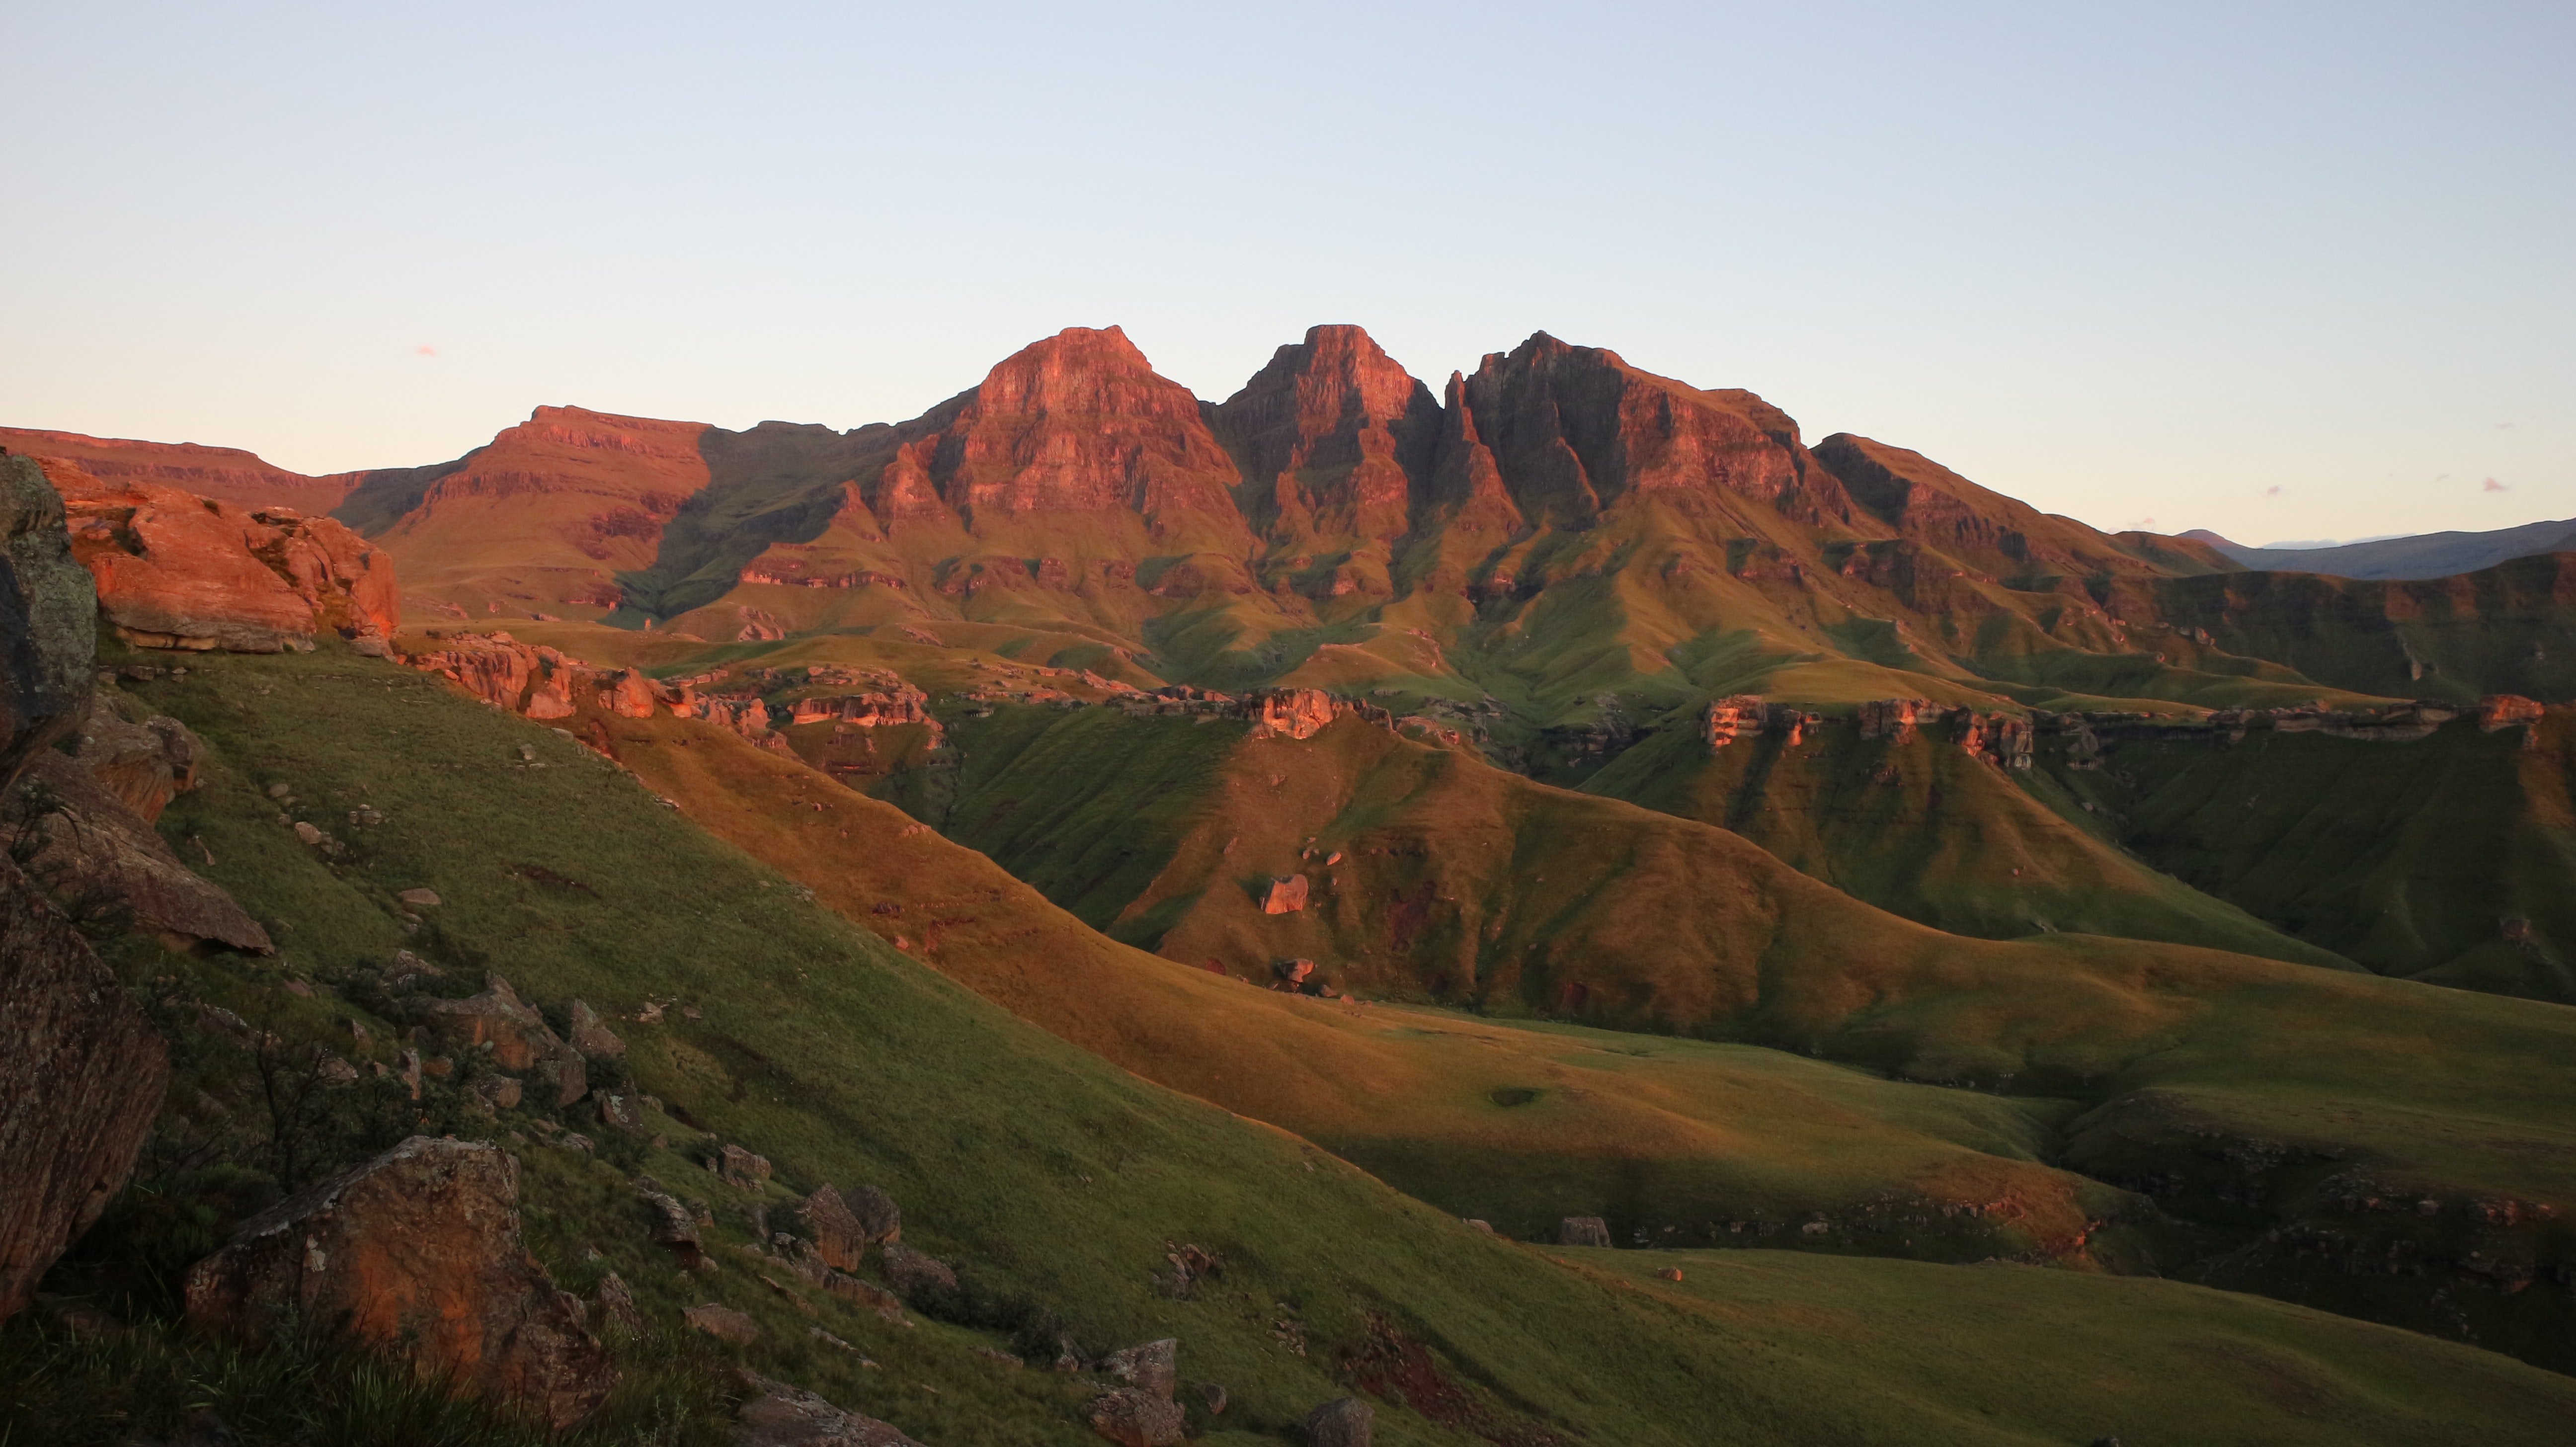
[4,1,2567,545]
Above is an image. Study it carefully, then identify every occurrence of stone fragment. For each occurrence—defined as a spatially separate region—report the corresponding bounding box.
[846,1183,901,1243]
[397,887,442,906]
[567,999,625,1057]
[683,1302,760,1344]
[719,1143,774,1190]
[469,1073,522,1110]
[878,1243,956,1299]
[1657,1266,1685,1282]
[1198,1382,1228,1415]
[1086,1388,1186,1447]
[182,1137,613,1429]
[1303,1397,1374,1447]
[639,1190,705,1269]
[735,1371,925,1446]
[1557,1216,1611,1247]
[1261,874,1310,914]
[592,1270,643,1338]
[1100,1337,1179,1399]
[0,857,170,1323]
[595,1091,644,1132]
[381,949,444,989]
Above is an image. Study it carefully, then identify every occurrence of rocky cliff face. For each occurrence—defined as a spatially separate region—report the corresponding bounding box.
[0,454,169,1325]
[1210,323,1442,547]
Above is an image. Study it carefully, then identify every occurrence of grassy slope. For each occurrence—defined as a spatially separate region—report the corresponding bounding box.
[829,699,2576,1368]
[602,703,2129,1263]
[76,641,2576,1444]
[1581,716,2355,968]
[2047,711,2576,1003]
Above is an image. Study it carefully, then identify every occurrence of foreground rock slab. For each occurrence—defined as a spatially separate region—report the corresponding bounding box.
[735,1371,925,1446]
[184,1136,614,1429]
[0,857,170,1323]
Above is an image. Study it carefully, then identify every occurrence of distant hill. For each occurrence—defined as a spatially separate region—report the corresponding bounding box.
[2184,518,2576,580]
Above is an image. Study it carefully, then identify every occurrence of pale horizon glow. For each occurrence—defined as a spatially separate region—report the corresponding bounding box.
[3,1,2568,544]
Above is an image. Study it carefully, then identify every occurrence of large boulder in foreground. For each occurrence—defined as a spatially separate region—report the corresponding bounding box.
[44,457,397,652]
[1,454,96,781]
[0,856,170,1323]
[184,1136,614,1429]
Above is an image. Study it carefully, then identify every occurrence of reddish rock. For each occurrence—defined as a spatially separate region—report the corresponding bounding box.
[845,1183,901,1244]
[1209,324,1441,545]
[183,1137,614,1429]
[0,426,360,515]
[46,461,396,651]
[1247,688,1346,741]
[0,857,170,1323]
[1703,696,1766,750]
[1857,698,1934,745]
[417,975,584,1101]
[2479,694,2545,731]
[601,667,666,720]
[566,999,625,1058]
[869,327,1250,550]
[1456,332,1848,529]
[799,1184,869,1272]
[720,1143,774,1190]
[736,1371,926,1447]
[1261,874,1311,915]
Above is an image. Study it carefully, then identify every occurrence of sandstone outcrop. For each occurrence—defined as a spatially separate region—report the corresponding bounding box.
[1247,687,1346,741]
[415,974,585,1102]
[45,461,396,651]
[736,1371,926,1447]
[1857,698,1932,744]
[1261,874,1310,914]
[0,427,360,515]
[2479,694,2545,732]
[183,1136,614,1429]
[799,1185,869,1271]
[1210,323,1440,546]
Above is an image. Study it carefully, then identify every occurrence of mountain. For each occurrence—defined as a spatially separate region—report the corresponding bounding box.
[2186,519,2576,580]
[0,426,359,515]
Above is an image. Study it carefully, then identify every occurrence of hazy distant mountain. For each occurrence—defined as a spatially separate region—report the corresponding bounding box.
[2184,518,2576,580]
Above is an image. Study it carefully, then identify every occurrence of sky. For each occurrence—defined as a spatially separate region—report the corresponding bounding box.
[3,1,2567,546]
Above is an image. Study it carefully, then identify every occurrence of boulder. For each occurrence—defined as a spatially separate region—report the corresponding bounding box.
[1100,1337,1179,1399]
[1086,1388,1186,1447]
[800,1184,869,1271]
[592,1270,642,1338]
[0,857,171,1323]
[1302,1397,1373,1447]
[182,1137,613,1429]
[567,998,626,1057]
[1557,1216,1611,1247]
[720,1143,774,1190]
[4,750,272,952]
[68,700,202,821]
[879,1243,956,1299]
[0,455,99,782]
[417,975,584,1101]
[1261,874,1310,914]
[595,1090,644,1132]
[2479,694,2545,732]
[735,1371,926,1447]
[640,1189,706,1269]
[684,1302,761,1344]
[846,1183,901,1243]
[468,1072,523,1110]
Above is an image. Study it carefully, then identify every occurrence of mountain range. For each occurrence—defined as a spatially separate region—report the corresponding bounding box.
[5,323,2576,1446]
